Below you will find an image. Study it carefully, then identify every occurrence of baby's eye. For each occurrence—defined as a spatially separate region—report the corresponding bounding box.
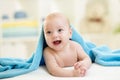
[58,29,63,33]
[46,31,51,34]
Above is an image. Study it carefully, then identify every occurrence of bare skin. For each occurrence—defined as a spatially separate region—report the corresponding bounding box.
[43,12,92,77]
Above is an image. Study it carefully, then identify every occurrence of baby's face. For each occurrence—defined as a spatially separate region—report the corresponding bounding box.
[44,17,72,51]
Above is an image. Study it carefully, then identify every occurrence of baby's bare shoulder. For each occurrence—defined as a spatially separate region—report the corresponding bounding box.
[70,41,83,51]
[44,47,49,53]
[70,40,82,47]
[44,47,53,55]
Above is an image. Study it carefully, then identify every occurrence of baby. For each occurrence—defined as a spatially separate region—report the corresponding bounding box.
[43,12,92,77]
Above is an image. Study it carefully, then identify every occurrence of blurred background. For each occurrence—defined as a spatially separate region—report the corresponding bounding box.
[0,0,120,59]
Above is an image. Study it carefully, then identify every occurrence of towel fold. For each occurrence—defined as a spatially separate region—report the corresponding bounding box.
[0,26,44,78]
[0,25,120,79]
[92,45,120,66]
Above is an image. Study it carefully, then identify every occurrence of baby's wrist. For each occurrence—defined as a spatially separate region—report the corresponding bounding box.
[72,69,78,77]
[72,69,76,77]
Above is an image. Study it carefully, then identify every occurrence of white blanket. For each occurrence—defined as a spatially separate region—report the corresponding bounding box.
[3,63,120,80]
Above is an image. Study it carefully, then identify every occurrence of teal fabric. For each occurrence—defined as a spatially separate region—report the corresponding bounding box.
[92,45,120,66]
[0,26,44,79]
[0,25,120,79]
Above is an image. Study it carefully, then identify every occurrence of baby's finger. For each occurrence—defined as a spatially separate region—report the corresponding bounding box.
[80,68,86,76]
[74,62,80,69]
[80,73,85,77]
[79,70,85,77]
[81,69,86,74]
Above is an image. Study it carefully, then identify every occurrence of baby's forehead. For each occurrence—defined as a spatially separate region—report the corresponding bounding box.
[44,13,70,28]
[45,17,69,26]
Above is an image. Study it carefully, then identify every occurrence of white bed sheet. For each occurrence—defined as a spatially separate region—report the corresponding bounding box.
[3,63,120,80]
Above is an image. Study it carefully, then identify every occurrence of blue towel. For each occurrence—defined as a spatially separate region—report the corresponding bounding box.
[0,25,120,79]
[92,45,120,66]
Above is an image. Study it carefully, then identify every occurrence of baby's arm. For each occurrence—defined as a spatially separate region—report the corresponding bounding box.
[77,44,92,68]
[44,48,81,77]
[74,56,91,77]
[75,44,92,76]
[74,61,87,77]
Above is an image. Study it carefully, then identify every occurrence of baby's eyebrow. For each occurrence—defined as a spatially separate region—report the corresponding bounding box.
[57,26,64,29]
[45,30,50,33]
[44,28,50,31]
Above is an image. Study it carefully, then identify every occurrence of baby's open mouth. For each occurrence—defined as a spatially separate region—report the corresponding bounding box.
[53,40,61,45]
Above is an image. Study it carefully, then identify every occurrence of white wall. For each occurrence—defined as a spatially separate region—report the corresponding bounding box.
[74,0,88,30]
[0,0,39,21]
[108,0,120,28]
[1,0,120,27]
[0,0,18,20]
[0,0,120,58]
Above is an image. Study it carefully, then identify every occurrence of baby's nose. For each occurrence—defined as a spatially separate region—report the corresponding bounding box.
[53,32,58,38]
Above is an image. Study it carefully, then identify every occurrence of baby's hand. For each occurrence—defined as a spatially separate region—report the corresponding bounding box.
[73,67,81,77]
[73,62,87,77]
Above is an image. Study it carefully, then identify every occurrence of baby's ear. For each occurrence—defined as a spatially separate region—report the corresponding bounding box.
[69,27,72,38]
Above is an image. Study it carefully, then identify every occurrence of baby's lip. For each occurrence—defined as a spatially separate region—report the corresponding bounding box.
[53,40,61,45]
